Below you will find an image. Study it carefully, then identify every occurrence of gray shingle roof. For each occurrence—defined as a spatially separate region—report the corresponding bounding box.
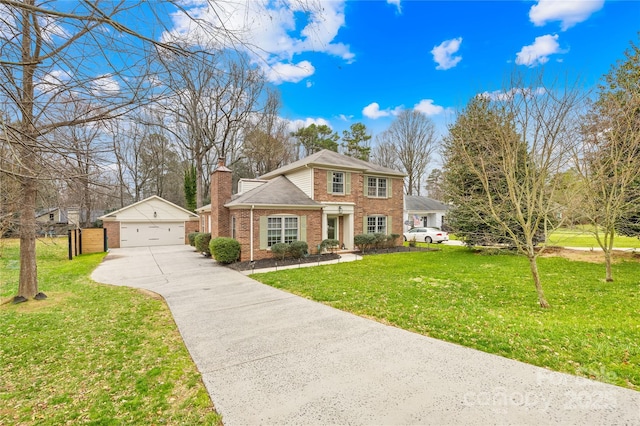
[405,195,450,212]
[225,176,322,208]
[260,149,406,179]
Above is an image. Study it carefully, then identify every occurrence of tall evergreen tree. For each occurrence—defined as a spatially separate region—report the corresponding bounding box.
[184,165,197,213]
[341,123,371,161]
[292,124,339,156]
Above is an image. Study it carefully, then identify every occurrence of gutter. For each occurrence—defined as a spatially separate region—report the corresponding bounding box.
[250,205,254,261]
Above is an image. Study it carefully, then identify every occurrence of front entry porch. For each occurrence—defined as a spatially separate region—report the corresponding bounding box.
[322,203,354,250]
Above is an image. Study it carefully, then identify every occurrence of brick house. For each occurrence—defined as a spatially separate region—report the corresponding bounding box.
[201,149,406,261]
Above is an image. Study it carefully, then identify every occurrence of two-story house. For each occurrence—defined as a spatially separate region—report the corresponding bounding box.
[201,149,406,261]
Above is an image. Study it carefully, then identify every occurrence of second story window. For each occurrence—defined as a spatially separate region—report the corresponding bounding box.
[367,177,388,198]
[332,171,344,194]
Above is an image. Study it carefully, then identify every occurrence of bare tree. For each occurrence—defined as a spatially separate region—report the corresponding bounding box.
[242,89,295,176]
[370,136,401,171]
[0,1,175,301]
[378,110,437,195]
[0,118,21,244]
[573,39,640,281]
[443,73,584,308]
[0,0,325,301]
[154,49,265,207]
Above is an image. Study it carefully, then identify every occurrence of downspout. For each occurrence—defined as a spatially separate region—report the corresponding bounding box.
[250,205,255,261]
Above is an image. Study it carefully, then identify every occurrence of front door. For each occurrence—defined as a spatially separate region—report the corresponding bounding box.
[327,217,337,240]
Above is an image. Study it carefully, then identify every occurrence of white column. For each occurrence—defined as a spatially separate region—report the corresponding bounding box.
[322,210,328,241]
[344,213,354,250]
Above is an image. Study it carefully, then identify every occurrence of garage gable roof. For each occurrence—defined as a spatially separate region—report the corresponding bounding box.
[100,195,198,221]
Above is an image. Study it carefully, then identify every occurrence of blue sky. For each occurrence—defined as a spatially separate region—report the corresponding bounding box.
[265,0,640,138]
[4,1,639,142]
[78,0,640,142]
[145,1,640,140]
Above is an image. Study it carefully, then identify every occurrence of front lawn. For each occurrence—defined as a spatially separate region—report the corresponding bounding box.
[0,238,221,425]
[547,227,640,249]
[253,245,640,390]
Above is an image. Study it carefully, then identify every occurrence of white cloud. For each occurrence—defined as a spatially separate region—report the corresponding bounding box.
[431,37,463,70]
[306,81,313,88]
[362,102,403,119]
[91,74,121,95]
[529,0,604,30]
[515,34,564,67]
[363,103,388,119]
[413,99,444,116]
[36,69,71,94]
[479,87,547,101]
[339,114,353,121]
[266,61,315,84]
[387,0,402,14]
[287,117,332,133]
[162,0,353,84]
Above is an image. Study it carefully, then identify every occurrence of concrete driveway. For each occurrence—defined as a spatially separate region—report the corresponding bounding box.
[92,245,640,425]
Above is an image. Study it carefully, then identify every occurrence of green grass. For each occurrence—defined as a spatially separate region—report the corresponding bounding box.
[0,238,221,425]
[547,227,640,249]
[253,245,640,390]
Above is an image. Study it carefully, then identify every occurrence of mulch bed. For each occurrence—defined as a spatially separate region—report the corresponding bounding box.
[227,253,341,271]
[226,245,437,272]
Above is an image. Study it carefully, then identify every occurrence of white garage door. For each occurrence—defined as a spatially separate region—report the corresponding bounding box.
[120,222,185,247]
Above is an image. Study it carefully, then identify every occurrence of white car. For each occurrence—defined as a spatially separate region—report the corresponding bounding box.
[403,227,449,244]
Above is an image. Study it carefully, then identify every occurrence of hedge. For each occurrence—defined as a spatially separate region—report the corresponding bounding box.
[194,233,212,256]
[210,237,241,264]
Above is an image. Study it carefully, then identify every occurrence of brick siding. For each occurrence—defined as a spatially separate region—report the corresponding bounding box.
[231,208,323,261]
[185,220,200,243]
[103,221,120,249]
[314,169,404,237]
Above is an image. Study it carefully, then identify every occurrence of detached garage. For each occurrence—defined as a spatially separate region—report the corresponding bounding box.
[100,196,199,248]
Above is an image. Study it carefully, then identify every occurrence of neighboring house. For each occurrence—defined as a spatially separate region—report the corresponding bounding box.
[36,208,65,225]
[404,195,450,230]
[100,195,199,248]
[201,150,406,261]
[35,207,105,235]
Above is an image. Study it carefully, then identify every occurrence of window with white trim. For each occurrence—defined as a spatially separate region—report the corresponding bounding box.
[367,177,388,198]
[332,171,344,194]
[367,216,387,234]
[267,216,299,247]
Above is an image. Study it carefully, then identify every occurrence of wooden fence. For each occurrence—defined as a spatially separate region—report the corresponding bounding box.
[68,228,107,259]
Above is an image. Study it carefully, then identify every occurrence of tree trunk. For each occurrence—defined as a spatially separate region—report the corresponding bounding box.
[18,168,38,299]
[527,254,550,308]
[604,249,614,282]
[17,2,39,300]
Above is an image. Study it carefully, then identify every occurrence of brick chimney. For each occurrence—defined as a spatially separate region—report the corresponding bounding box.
[210,157,232,238]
